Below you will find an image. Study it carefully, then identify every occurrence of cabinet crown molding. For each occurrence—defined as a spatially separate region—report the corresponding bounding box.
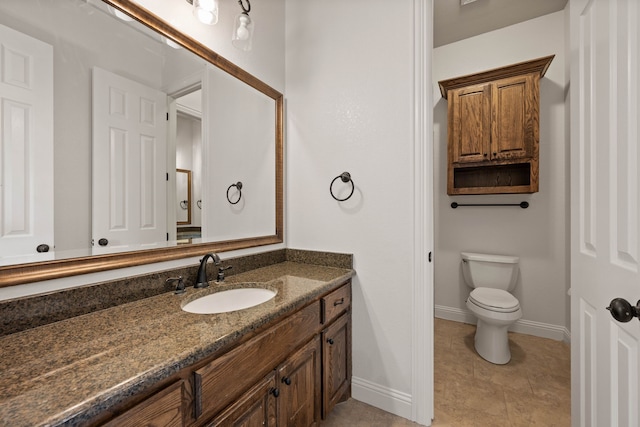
[438,55,555,99]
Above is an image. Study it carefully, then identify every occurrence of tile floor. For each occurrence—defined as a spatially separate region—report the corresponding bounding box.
[322,318,571,427]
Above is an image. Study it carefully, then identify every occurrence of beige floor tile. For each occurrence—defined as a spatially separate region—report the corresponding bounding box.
[322,399,420,427]
[504,389,571,426]
[322,318,571,426]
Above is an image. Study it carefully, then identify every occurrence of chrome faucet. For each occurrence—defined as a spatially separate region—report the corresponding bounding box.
[195,253,221,288]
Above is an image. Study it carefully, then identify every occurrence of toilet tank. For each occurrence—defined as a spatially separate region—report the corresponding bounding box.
[461,252,519,291]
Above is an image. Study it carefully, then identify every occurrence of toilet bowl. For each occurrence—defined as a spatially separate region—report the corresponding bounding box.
[461,252,522,364]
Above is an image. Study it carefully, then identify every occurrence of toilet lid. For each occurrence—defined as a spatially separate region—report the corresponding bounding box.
[469,288,520,313]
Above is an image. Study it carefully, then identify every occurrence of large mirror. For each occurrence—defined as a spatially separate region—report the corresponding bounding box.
[0,0,283,287]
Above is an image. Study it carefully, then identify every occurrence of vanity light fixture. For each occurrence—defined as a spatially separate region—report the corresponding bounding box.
[231,0,253,51]
[187,0,219,25]
[184,0,253,51]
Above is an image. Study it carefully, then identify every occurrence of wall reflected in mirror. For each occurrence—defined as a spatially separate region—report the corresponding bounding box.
[0,0,277,266]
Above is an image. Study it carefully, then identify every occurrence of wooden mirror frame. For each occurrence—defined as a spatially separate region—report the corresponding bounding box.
[0,0,284,288]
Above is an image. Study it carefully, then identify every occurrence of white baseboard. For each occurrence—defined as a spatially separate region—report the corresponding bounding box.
[351,376,413,421]
[435,304,570,342]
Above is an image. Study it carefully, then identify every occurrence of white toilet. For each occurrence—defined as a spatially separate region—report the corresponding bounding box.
[461,252,522,364]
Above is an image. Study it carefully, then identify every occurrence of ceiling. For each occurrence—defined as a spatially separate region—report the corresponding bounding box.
[434,0,568,47]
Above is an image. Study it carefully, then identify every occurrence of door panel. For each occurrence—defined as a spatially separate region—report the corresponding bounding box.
[571,0,640,425]
[92,67,167,250]
[0,24,53,258]
[450,84,491,164]
[491,75,533,160]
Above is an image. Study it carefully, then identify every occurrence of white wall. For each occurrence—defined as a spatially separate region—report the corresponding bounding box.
[285,0,422,418]
[433,11,569,340]
[204,68,275,241]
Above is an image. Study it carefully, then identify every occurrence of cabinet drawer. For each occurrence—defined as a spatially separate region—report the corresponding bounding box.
[103,381,184,427]
[321,284,350,324]
[194,302,320,422]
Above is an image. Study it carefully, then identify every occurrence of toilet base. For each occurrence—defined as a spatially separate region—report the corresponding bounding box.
[474,319,511,364]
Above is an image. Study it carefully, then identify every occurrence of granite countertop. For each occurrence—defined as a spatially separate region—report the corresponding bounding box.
[0,261,354,427]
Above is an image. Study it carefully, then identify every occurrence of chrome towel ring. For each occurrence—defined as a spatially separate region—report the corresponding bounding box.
[227,182,243,204]
[330,172,355,202]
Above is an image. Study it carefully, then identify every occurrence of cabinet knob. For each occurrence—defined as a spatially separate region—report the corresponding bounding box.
[270,387,280,397]
[282,377,292,386]
[327,338,335,345]
[483,153,487,157]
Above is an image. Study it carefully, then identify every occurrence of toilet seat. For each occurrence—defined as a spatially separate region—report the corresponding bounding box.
[468,288,520,313]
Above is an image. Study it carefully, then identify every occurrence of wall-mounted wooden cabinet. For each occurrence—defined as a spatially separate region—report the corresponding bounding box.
[439,55,554,195]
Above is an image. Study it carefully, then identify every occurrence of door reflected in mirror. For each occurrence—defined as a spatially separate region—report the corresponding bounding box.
[176,169,192,226]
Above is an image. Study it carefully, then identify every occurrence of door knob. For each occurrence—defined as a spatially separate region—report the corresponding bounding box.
[36,244,50,253]
[606,298,640,323]
[98,238,109,246]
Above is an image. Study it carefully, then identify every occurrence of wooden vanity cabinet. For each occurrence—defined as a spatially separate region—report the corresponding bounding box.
[439,55,554,195]
[97,282,351,427]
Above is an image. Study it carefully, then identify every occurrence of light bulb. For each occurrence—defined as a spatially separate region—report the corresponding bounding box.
[232,12,253,51]
[236,20,249,41]
[194,0,219,25]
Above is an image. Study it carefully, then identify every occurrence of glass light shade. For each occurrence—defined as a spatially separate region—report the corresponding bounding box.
[193,0,219,25]
[232,13,254,51]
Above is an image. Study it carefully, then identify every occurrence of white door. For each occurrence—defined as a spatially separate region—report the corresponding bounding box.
[570,0,640,425]
[0,24,53,258]
[92,67,167,251]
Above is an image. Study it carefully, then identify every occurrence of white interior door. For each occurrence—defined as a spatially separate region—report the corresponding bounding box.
[0,24,53,259]
[92,67,167,251]
[570,0,640,425]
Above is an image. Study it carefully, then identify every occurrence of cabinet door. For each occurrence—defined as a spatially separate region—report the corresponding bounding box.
[206,373,277,427]
[490,74,537,161]
[322,313,350,418]
[277,337,321,427]
[449,83,491,164]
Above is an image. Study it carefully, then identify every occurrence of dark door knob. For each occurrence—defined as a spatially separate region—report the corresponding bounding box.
[327,338,335,345]
[282,377,291,386]
[98,238,109,247]
[36,244,50,253]
[606,298,640,323]
[270,388,279,397]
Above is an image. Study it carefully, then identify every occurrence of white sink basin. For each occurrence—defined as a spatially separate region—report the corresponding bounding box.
[182,287,276,314]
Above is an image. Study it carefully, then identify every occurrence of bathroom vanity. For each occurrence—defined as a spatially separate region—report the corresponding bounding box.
[0,251,354,427]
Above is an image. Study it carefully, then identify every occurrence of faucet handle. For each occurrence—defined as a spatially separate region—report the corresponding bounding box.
[166,276,186,294]
[217,266,233,282]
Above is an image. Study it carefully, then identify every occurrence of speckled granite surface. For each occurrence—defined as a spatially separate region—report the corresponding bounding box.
[0,255,354,427]
[1,248,352,336]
